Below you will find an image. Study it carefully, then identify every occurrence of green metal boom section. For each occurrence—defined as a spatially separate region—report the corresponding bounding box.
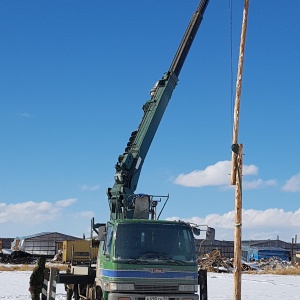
[107,0,210,220]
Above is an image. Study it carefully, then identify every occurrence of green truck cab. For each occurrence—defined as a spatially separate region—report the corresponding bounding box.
[95,219,199,300]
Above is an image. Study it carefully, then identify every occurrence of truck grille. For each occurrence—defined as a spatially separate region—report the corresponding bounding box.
[135,284,178,293]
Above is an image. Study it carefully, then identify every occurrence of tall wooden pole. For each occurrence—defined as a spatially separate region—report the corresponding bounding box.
[230,1,249,300]
[232,144,243,300]
[231,0,249,184]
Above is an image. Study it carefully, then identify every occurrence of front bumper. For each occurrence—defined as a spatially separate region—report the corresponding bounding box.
[108,292,199,300]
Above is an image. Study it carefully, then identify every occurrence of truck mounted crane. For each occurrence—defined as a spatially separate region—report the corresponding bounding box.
[57,1,210,299]
[107,0,209,221]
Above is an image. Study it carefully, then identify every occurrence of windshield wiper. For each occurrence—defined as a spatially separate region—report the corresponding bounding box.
[128,258,150,264]
[128,252,187,265]
[142,252,164,259]
[127,252,166,264]
[127,252,157,264]
[165,258,187,265]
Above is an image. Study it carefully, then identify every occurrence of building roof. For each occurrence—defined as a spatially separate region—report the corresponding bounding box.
[17,232,81,240]
[17,232,51,239]
[242,239,291,248]
[255,247,290,252]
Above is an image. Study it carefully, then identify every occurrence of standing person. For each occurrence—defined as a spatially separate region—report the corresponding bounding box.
[29,257,46,299]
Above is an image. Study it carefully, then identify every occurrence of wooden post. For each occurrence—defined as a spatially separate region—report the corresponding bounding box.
[42,268,50,300]
[291,238,294,262]
[230,1,249,300]
[233,144,243,300]
[231,0,249,185]
[48,268,58,300]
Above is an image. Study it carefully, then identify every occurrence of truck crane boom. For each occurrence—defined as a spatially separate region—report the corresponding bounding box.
[107,0,210,220]
[57,2,211,299]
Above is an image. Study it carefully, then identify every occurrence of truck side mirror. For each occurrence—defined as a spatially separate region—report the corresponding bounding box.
[192,227,201,236]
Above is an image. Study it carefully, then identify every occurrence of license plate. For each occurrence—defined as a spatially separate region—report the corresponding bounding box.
[146,297,168,300]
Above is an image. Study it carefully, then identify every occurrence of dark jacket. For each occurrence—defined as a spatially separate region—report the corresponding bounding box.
[29,257,46,292]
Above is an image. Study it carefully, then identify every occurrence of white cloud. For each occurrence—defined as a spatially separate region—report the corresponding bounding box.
[243,164,258,176]
[56,198,76,207]
[0,199,77,225]
[243,179,276,190]
[81,184,100,191]
[167,208,300,242]
[74,211,94,219]
[174,161,231,187]
[282,173,300,192]
[0,201,57,224]
[174,160,274,190]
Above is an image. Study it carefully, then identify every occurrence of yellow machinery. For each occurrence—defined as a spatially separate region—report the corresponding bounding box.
[62,240,98,263]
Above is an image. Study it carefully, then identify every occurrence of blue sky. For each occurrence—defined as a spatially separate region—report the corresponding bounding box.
[1,0,299,242]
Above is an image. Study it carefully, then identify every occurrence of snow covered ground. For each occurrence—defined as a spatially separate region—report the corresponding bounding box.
[0,271,299,300]
[0,270,66,299]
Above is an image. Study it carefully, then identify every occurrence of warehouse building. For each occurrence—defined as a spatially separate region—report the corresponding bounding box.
[0,238,14,252]
[242,246,290,262]
[11,232,81,257]
[195,227,234,258]
[195,228,300,261]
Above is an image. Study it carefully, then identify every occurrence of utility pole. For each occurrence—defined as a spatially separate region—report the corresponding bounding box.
[230,1,249,300]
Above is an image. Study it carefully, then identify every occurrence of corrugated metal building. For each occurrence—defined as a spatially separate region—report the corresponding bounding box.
[242,246,290,262]
[195,229,233,258]
[0,238,14,252]
[195,231,300,261]
[195,239,234,258]
[12,232,81,256]
[242,239,291,249]
[242,239,300,262]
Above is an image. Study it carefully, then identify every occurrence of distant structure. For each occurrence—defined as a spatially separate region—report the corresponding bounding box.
[3,229,300,262]
[0,238,14,252]
[242,246,290,262]
[242,239,300,262]
[195,228,300,261]
[11,232,81,256]
[195,238,234,259]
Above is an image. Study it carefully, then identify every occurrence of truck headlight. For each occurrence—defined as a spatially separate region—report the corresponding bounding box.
[178,285,197,292]
[109,283,135,291]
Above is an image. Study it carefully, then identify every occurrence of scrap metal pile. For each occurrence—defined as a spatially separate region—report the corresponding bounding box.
[0,250,36,264]
[198,250,295,273]
[198,249,234,272]
[248,256,294,271]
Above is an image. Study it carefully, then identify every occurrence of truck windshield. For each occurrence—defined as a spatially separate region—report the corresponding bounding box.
[114,223,196,263]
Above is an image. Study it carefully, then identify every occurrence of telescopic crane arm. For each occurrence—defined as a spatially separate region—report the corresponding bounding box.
[169,0,209,77]
[107,0,210,220]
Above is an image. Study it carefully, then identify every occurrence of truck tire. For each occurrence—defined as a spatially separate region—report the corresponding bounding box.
[66,288,73,300]
[73,284,79,300]
[95,286,103,300]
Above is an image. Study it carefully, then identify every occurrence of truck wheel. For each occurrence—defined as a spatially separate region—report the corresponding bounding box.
[94,286,103,300]
[66,288,73,300]
[73,284,79,300]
